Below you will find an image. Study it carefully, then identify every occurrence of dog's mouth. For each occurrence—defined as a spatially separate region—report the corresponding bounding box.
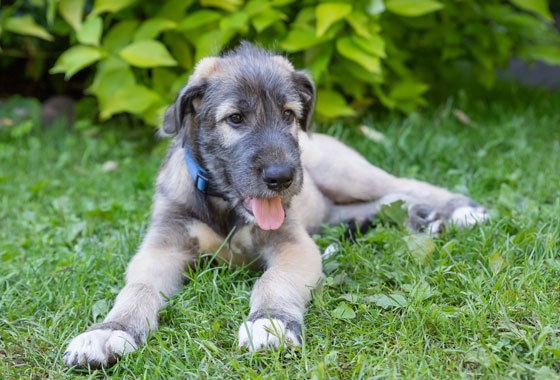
[243,196,285,230]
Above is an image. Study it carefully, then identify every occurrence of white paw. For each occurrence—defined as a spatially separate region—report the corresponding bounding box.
[238,318,300,351]
[450,206,489,228]
[63,329,137,368]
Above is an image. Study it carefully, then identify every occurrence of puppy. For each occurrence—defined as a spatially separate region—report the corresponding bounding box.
[63,42,487,368]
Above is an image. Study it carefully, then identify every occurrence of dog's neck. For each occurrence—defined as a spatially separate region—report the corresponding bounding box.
[182,142,222,197]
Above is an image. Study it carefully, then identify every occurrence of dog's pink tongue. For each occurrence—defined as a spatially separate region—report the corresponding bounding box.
[249,197,285,230]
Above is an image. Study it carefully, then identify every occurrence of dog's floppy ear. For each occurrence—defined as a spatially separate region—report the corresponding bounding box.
[163,56,221,134]
[292,71,316,131]
[162,81,207,135]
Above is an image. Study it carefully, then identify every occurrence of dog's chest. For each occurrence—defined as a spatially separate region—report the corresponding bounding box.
[191,221,260,267]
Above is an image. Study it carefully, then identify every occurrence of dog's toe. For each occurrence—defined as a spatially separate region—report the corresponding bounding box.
[408,198,489,234]
[238,318,301,352]
[63,329,137,369]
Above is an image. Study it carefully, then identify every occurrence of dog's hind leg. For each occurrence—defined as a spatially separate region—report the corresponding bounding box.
[301,132,488,231]
[63,219,198,369]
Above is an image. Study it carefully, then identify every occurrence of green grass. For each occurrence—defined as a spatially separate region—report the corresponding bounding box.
[1,84,560,379]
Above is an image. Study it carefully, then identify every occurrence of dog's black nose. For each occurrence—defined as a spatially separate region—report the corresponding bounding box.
[262,163,294,190]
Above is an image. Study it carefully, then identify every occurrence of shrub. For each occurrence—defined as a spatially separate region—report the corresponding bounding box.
[1,0,559,125]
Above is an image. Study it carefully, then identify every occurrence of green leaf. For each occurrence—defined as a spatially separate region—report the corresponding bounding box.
[92,299,109,321]
[152,68,178,96]
[342,60,384,84]
[509,0,553,22]
[164,34,194,70]
[195,30,233,61]
[102,20,139,53]
[403,235,435,265]
[47,0,57,26]
[50,45,105,79]
[473,63,495,89]
[389,80,429,100]
[142,103,169,127]
[244,0,270,16]
[367,294,408,309]
[252,9,286,33]
[307,43,334,82]
[58,0,85,30]
[336,36,381,73]
[316,3,352,37]
[469,44,493,70]
[100,85,160,119]
[374,84,396,109]
[178,10,222,31]
[91,0,137,15]
[270,0,295,5]
[521,44,560,65]
[332,302,356,320]
[346,11,372,38]
[198,339,220,354]
[379,200,407,227]
[501,12,549,33]
[488,252,508,275]
[88,57,136,110]
[120,40,177,68]
[200,0,242,12]
[352,34,386,58]
[548,348,560,360]
[406,282,438,302]
[281,28,322,52]
[134,18,177,41]
[386,0,444,17]
[156,0,196,22]
[77,16,103,46]
[220,11,249,31]
[10,120,34,138]
[292,7,316,29]
[316,89,355,118]
[4,15,53,41]
[338,294,361,304]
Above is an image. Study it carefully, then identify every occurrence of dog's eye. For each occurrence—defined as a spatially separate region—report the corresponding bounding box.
[227,113,243,126]
[283,109,295,122]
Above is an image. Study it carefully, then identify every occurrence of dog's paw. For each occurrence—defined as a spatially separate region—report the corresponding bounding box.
[445,197,489,228]
[407,204,444,234]
[450,205,489,227]
[63,328,138,369]
[238,315,302,351]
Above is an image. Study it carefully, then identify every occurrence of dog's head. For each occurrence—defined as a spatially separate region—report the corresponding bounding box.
[163,42,316,230]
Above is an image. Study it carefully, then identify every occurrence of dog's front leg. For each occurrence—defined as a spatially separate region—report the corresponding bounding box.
[238,226,322,351]
[63,226,198,368]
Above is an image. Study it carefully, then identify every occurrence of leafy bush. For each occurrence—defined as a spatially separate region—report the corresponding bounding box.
[1,0,559,125]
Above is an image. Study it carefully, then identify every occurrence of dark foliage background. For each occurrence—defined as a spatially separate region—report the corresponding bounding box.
[1,0,559,125]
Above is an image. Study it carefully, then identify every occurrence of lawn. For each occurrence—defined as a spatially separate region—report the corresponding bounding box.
[1,85,560,379]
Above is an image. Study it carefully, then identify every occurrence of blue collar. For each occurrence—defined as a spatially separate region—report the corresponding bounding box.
[183,143,210,194]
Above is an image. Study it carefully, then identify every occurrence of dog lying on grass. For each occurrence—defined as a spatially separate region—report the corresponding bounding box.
[63,42,487,368]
